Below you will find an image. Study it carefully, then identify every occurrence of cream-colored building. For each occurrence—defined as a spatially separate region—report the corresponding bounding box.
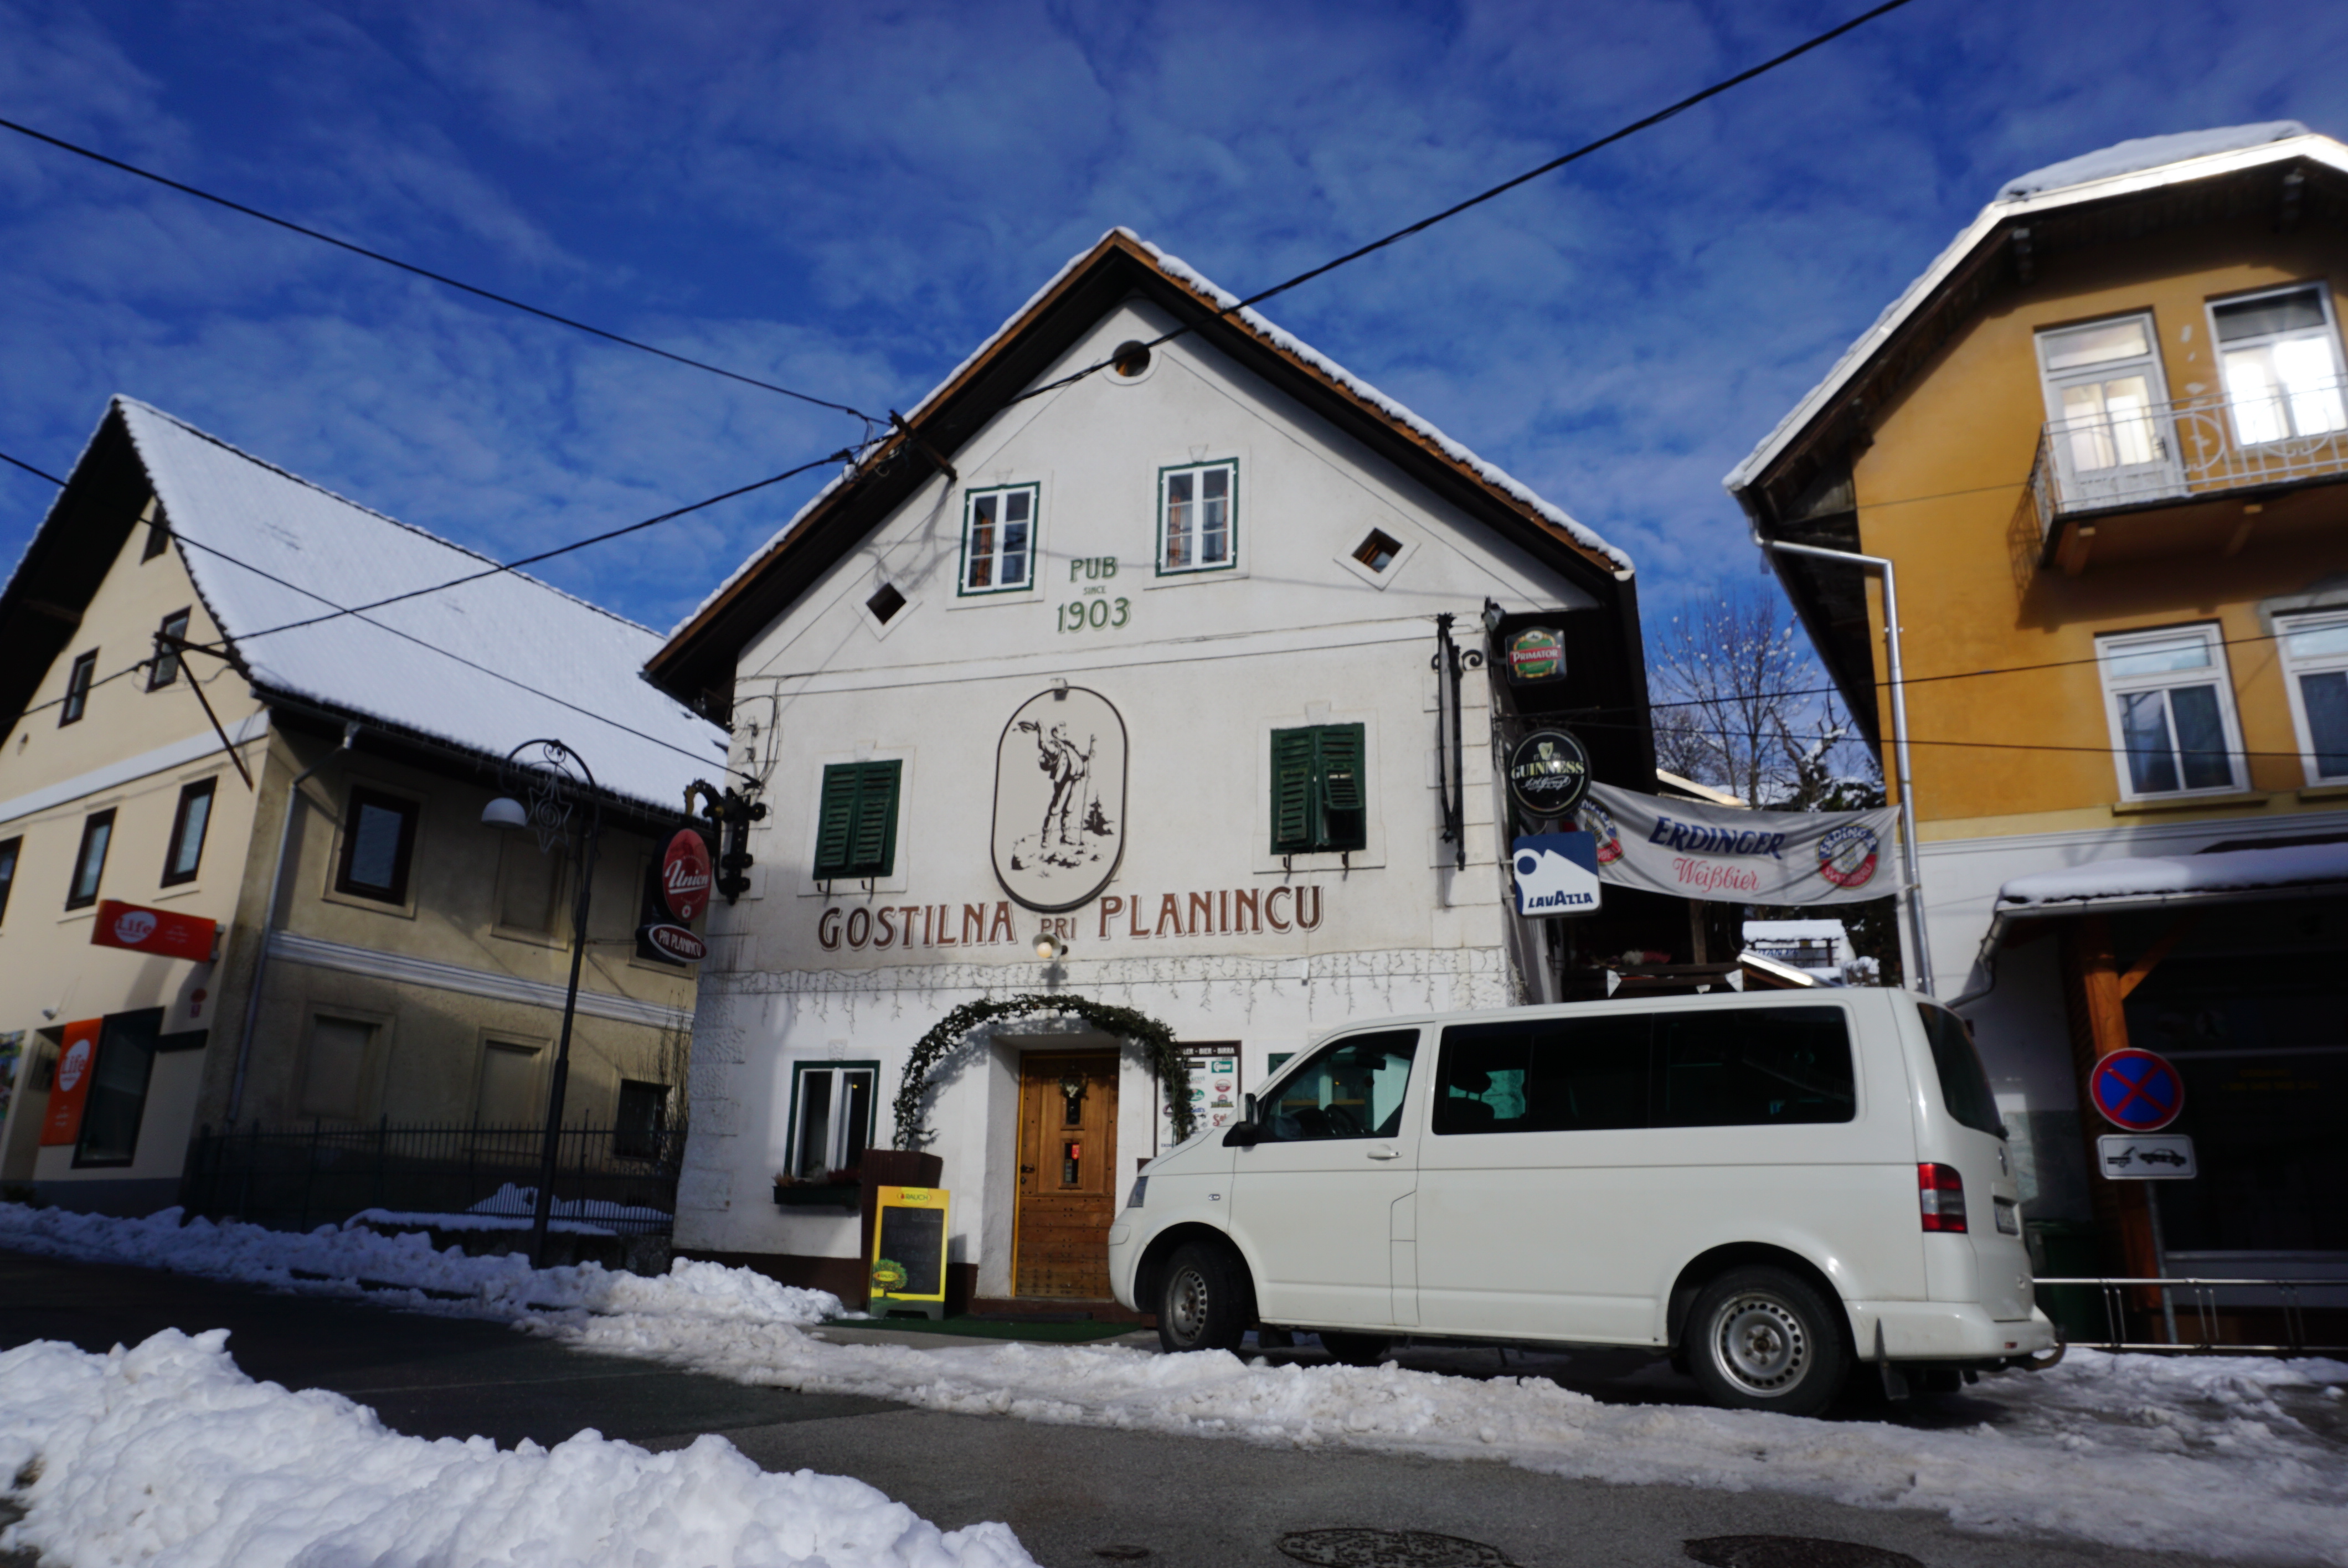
[0,399,727,1215]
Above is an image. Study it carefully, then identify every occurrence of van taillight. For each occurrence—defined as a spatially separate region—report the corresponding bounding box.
[1918,1163,1967,1232]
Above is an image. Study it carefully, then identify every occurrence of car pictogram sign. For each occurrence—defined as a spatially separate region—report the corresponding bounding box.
[2089,1047,2185,1133]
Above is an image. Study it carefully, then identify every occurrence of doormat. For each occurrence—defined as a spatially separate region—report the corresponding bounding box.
[825,1314,1142,1343]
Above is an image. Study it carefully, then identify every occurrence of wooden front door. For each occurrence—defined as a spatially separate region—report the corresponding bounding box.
[1013,1050,1120,1298]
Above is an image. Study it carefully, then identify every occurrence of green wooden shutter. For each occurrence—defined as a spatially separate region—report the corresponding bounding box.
[1316,724,1366,851]
[813,765,858,878]
[813,761,901,879]
[1269,728,1317,853]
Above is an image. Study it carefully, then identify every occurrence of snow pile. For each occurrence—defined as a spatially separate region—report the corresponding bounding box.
[2000,122,2311,199]
[0,1329,1034,1568]
[0,1203,839,1325]
[1996,841,2348,910]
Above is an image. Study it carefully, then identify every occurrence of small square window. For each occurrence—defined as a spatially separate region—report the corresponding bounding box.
[1158,460,1237,575]
[2278,610,2348,783]
[615,1079,670,1159]
[960,484,1038,595]
[160,778,216,887]
[66,810,114,910]
[867,582,907,624]
[2095,626,2245,798]
[336,786,419,904]
[0,835,20,927]
[59,650,97,726]
[148,610,192,690]
[1352,529,1402,572]
[787,1060,878,1180]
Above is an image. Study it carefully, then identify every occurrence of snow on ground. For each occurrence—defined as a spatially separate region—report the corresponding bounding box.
[0,1329,1034,1568]
[6,1204,2347,1565]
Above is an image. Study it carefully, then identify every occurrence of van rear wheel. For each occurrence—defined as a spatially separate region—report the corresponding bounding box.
[1687,1266,1846,1417]
[1156,1243,1248,1354]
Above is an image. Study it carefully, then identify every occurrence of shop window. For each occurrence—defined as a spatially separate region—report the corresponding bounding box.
[336,785,419,904]
[787,1060,877,1180]
[1433,1014,1651,1134]
[1269,723,1366,855]
[476,1038,543,1128]
[1652,1007,1855,1127]
[960,484,1037,595]
[65,809,114,910]
[301,1015,374,1121]
[75,1008,162,1167]
[1158,460,1237,575]
[812,760,901,881]
[59,650,97,726]
[147,609,192,690]
[0,836,18,927]
[614,1079,669,1159]
[1260,1030,1418,1142]
[160,778,215,887]
[2278,610,2348,783]
[2095,626,2246,798]
[2211,283,2347,445]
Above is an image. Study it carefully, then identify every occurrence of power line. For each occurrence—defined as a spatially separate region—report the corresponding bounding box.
[0,113,878,423]
[1,450,65,486]
[1004,0,1923,408]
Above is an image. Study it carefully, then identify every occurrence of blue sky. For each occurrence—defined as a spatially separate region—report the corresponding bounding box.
[3,0,2344,649]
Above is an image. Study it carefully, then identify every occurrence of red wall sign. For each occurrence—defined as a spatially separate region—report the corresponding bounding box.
[40,1018,102,1147]
[662,829,713,924]
[90,900,217,962]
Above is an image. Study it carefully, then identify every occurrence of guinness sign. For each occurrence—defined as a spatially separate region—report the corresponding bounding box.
[1506,729,1592,818]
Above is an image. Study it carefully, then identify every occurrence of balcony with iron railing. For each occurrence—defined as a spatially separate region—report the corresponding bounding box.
[2026,374,2348,571]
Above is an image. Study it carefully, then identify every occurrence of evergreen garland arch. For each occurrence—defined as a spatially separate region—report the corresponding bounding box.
[891,993,1193,1150]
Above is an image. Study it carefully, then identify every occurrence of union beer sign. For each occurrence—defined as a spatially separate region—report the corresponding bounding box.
[661,828,713,923]
[992,687,1127,912]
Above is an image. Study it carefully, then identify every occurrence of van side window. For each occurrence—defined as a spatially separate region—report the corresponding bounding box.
[1653,1007,1855,1127]
[1918,1004,2004,1137]
[1434,1015,1650,1134]
[1262,1029,1418,1141]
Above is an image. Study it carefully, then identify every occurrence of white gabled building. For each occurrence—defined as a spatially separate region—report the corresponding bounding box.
[648,230,1668,1307]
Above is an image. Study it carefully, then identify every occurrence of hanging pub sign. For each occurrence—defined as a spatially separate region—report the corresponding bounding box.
[1506,729,1592,818]
[639,922,706,963]
[90,900,216,962]
[1573,782,1898,906]
[1512,832,1602,917]
[1503,626,1567,684]
[661,828,713,923]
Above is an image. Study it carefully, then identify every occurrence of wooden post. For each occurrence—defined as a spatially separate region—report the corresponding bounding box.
[2059,915,2161,1308]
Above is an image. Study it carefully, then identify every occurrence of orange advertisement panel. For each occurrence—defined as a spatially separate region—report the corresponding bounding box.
[40,1018,102,1147]
[90,900,217,962]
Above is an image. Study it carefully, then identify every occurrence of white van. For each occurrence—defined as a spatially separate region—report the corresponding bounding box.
[1109,989,2058,1415]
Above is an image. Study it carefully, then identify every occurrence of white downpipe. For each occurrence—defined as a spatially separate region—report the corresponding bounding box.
[1753,537,1933,996]
[226,721,358,1123]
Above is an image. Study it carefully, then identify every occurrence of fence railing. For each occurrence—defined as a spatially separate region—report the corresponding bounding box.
[2028,374,2348,538]
[2036,1276,2348,1355]
[183,1120,684,1236]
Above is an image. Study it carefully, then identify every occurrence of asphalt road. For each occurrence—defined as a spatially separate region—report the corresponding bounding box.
[0,1248,2240,1568]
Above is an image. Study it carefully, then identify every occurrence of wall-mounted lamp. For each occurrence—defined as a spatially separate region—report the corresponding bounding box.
[481,797,529,829]
[1034,933,1070,962]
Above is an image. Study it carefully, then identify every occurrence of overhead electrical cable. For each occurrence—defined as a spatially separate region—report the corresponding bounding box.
[0,113,877,422]
[1,450,66,486]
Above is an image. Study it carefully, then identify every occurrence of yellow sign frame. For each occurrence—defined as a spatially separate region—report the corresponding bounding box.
[869,1184,951,1319]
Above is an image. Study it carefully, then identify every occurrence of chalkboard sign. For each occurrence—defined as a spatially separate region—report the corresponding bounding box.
[869,1185,950,1319]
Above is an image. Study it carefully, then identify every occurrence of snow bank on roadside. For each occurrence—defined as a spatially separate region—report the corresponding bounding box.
[0,1203,839,1326]
[0,1329,1034,1568]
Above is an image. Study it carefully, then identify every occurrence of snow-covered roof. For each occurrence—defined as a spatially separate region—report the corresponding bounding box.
[673,229,1631,638]
[116,399,727,812]
[1994,841,2348,911]
[1725,126,2348,495]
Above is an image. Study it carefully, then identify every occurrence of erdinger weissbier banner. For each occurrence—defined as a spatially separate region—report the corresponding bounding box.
[1572,783,1898,906]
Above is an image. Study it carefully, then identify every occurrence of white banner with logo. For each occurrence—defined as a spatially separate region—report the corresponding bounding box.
[1572,783,1899,905]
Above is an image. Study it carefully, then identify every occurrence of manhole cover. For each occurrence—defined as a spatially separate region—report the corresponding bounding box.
[1276,1529,1517,1567]
[1685,1536,1924,1568]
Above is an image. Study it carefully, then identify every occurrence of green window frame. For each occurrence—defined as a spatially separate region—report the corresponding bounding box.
[1269,723,1367,855]
[959,483,1039,595]
[813,760,903,880]
[786,1059,879,1182]
[1157,459,1238,575]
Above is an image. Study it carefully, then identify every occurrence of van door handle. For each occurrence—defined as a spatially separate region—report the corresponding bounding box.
[1365,1145,1400,1160]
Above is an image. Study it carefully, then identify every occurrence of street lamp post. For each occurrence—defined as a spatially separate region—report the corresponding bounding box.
[481,739,601,1267]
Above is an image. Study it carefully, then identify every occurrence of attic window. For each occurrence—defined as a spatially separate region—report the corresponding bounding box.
[867,583,906,625]
[1111,341,1152,378]
[140,498,169,562]
[1352,529,1402,572]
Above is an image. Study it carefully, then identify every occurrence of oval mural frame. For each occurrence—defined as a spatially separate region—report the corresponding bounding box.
[991,687,1129,913]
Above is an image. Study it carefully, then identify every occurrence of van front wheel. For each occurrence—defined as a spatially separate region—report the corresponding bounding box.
[1687,1267,1847,1417]
[1156,1243,1249,1354]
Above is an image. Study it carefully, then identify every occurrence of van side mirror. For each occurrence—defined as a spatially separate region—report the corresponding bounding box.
[1244,1092,1258,1124]
[1223,1122,1261,1148]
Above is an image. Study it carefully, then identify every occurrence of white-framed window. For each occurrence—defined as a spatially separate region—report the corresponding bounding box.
[2277,610,2348,784]
[2036,313,2175,500]
[2210,282,2347,445]
[2095,625,2246,799]
[1157,459,1237,575]
[786,1060,877,1181]
[959,483,1037,595]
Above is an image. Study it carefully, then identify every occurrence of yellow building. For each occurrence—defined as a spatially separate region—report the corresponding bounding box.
[1729,126,2348,1302]
[0,399,722,1219]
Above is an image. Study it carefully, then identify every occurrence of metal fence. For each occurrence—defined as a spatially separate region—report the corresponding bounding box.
[2036,1276,2348,1355]
[182,1120,683,1236]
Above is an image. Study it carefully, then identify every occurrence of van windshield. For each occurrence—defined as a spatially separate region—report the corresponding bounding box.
[1919,1003,2004,1137]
